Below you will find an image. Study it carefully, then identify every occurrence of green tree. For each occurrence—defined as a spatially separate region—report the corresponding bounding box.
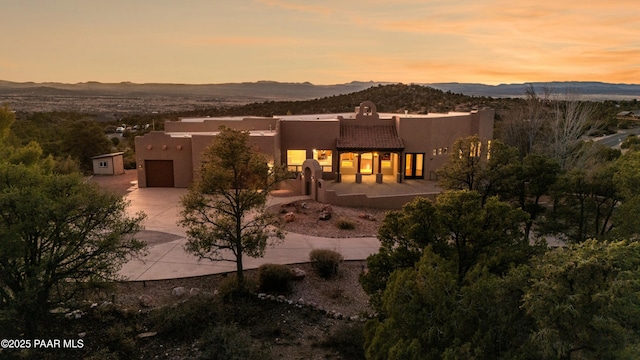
[437,136,521,204]
[0,163,146,336]
[360,197,443,308]
[365,249,538,360]
[523,239,640,359]
[436,190,532,283]
[62,119,113,171]
[546,150,640,243]
[517,153,561,239]
[179,127,287,287]
[361,191,537,310]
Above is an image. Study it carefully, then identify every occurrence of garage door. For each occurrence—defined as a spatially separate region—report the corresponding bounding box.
[145,160,174,187]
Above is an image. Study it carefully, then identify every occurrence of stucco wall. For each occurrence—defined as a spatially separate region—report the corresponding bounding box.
[135,132,193,188]
[279,120,340,168]
[92,157,114,175]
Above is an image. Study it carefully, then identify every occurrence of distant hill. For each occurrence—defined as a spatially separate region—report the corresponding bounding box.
[1,80,637,100]
[427,82,640,100]
[0,80,386,100]
[1,80,637,114]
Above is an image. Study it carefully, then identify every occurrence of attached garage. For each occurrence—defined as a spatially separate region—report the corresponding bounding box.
[145,160,174,187]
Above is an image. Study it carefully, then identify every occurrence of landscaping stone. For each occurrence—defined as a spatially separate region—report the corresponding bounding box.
[291,267,306,280]
[171,286,186,297]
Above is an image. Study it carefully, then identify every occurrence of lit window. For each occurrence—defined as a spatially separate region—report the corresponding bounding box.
[286,150,306,172]
[433,149,437,156]
[486,141,492,160]
[313,149,332,172]
[340,153,354,168]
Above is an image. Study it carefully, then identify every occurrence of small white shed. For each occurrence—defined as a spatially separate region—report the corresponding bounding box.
[91,152,125,175]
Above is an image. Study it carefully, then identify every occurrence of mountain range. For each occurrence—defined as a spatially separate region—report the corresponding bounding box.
[1,80,638,101]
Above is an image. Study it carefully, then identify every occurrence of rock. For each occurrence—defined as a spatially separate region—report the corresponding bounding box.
[257,293,267,299]
[283,212,296,223]
[65,310,84,319]
[136,331,158,339]
[290,267,306,280]
[49,307,69,314]
[90,303,98,309]
[358,212,376,221]
[189,287,201,296]
[172,286,186,297]
[78,332,86,338]
[138,295,155,308]
[318,211,331,221]
[297,298,305,306]
[276,295,286,303]
[320,204,333,214]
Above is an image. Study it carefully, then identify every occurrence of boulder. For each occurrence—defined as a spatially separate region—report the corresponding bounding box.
[171,286,186,297]
[318,211,331,221]
[138,295,155,308]
[283,212,296,223]
[291,267,306,280]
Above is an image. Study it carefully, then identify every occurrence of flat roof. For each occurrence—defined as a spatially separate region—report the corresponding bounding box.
[166,130,277,138]
[179,111,474,123]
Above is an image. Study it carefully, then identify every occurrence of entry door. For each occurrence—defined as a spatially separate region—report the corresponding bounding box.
[145,160,175,187]
[404,153,424,179]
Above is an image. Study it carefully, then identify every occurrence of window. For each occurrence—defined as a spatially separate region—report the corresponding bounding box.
[340,153,355,168]
[405,153,424,179]
[98,161,108,168]
[286,150,306,173]
[381,152,392,168]
[313,149,332,172]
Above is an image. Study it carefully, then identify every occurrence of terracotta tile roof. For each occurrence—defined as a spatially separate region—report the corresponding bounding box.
[337,125,404,151]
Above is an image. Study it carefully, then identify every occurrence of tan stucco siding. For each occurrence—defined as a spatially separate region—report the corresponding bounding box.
[135,132,193,188]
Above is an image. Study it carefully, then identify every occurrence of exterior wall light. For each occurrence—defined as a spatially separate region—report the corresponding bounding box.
[176,145,183,150]
[162,145,167,150]
[146,145,153,150]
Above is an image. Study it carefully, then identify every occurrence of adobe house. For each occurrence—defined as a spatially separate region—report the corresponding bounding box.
[91,152,125,176]
[135,101,494,191]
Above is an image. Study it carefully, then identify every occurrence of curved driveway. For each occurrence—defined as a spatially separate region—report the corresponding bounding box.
[119,188,380,281]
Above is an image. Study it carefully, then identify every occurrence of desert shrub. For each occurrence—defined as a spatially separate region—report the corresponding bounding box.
[217,274,257,303]
[198,323,271,360]
[336,218,356,230]
[150,296,220,339]
[258,263,292,294]
[309,249,344,279]
[320,322,366,360]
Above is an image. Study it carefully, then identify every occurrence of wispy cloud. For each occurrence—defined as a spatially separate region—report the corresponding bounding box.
[255,0,333,16]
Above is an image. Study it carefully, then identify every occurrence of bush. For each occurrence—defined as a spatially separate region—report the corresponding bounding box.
[198,323,271,360]
[150,296,220,339]
[336,218,356,230]
[320,322,366,360]
[309,249,344,279]
[258,263,292,294]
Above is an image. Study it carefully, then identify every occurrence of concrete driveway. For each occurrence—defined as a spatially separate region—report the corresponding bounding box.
[119,188,380,281]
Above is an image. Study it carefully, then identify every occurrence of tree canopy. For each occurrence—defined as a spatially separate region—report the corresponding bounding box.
[0,162,146,336]
[180,127,287,287]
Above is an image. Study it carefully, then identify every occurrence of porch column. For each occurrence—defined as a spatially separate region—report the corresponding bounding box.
[397,152,403,183]
[376,152,383,183]
[335,150,341,183]
[355,152,362,183]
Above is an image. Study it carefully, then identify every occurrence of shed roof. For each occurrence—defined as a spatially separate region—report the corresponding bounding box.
[91,152,124,159]
[336,125,404,151]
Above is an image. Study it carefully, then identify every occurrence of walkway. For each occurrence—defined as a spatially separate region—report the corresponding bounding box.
[119,188,380,281]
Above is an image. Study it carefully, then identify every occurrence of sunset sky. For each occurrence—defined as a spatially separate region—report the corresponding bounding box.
[2,0,638,85]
